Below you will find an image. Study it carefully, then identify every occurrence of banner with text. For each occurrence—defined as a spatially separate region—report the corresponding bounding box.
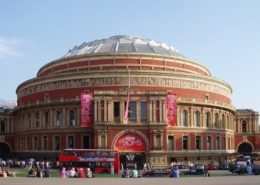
[115,133,146,152]
[166,93,177,126]
[81,92,93,127]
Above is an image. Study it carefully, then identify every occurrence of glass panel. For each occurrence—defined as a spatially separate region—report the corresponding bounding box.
[181,110,187,126]
[83,136,90,149]
[129,102,136,121]
[207,136,212,150]
[196,136,201,150]
[54,136,60,150]
[56,111,61,127]
[183,136,188,150]
[68,136,75,148]
[167,136,174,150]
[141,102,147,121]
[114,102,120,121]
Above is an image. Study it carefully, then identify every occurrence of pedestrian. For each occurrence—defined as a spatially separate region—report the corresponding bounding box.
[86,168,93,178]
[110,162,114,175]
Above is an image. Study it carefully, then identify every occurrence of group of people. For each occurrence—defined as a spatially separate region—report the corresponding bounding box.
[60,167,93,178]
[27,166,50,178]
[0,167,16,178]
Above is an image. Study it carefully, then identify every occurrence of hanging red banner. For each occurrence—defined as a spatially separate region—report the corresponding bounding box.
[114,133,146,152]
[81,92,93,127]
[166,93,177,126]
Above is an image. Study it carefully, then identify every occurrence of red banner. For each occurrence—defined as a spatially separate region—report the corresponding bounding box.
[81,92,93,127]
[166,93,177,126]
[114,133,146,152]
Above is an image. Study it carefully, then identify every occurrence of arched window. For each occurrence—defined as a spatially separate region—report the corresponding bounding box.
[214,113,219,128]
[156,134,162,150]
[194,111,200,127]
[101,135,106,149]
[55,110,62,127]
[242,120,247,133]
[0,120,5,133]
[35,112,39,128]
[69,110,76,127]
[27,114,31,128]
[221,114,225,129]
[44,111,49,127]
[226,115,229,129]
[181,110,188,126]
[206,112,211,127]
[216,136,221,150]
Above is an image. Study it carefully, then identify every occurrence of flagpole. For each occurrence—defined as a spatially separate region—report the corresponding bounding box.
[124,69,130,124]
[128,68,130,89]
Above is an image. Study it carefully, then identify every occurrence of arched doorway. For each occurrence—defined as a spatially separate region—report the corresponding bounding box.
[0,143,11,159]
[114,133,146,170]
[237,142,253,155]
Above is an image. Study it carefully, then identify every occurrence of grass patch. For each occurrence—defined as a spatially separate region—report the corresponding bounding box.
[11,168,120,178]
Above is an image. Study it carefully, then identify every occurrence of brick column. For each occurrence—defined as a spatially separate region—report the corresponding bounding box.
[62,108,66,127]
[104,100,108,122]
[94,100,98,122]
[137,101,141,124]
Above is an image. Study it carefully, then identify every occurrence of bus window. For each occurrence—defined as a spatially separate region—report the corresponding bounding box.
[110,152,116,157]
[101,152,109,156]
[86,152,95,156]
[77,151,84,156]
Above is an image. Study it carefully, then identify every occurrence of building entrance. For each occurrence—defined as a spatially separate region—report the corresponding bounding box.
[120,152,146,170]
[114,132,147,170]
[238,142,253,155]
[0,143,10,159]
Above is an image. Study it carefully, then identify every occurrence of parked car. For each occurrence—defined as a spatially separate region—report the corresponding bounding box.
[173,165,189,175]
[235,163,247,174]
[186,164,205,175]
[142,168,170,177]
[219,162,229,170]
[142,165,189,177]
[207,163,218,170]
[228,163,236,173]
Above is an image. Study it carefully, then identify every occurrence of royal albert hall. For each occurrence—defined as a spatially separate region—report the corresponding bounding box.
[2,35,259,168]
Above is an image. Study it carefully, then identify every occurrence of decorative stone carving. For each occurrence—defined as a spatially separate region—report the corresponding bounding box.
[243,136,248,142]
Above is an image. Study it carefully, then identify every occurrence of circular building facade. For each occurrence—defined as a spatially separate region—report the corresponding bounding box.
[14,35,235,168]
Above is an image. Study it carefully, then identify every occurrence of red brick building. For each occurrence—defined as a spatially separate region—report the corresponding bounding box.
[0,35,259,168]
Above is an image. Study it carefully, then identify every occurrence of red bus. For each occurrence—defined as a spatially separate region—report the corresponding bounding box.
[59,149,120,174]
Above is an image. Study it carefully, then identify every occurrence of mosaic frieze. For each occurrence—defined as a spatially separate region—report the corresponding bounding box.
[18,77,231,98]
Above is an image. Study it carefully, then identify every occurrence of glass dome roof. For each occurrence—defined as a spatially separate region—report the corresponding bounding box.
[63,35,183,58]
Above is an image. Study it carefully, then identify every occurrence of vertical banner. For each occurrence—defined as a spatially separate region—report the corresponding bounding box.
[166,93,177,126]
[81,92,93,127]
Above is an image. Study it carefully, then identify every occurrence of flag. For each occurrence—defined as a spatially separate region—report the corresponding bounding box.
[123,93,130,124]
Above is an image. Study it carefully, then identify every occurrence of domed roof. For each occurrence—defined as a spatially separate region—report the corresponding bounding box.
[63,35,183,58]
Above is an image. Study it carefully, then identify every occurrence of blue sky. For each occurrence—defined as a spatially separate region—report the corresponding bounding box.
[1,0,260,112]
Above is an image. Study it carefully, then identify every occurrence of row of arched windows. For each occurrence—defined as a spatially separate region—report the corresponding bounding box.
[181,109,232,129]
[17,109,77,129]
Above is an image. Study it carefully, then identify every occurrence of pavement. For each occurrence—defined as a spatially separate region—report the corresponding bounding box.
[0,176,260,185]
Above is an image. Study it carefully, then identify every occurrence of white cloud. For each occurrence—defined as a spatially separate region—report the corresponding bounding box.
[0,37,25,59]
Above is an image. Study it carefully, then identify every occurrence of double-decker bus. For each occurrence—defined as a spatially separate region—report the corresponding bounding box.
[59,149,120,174]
